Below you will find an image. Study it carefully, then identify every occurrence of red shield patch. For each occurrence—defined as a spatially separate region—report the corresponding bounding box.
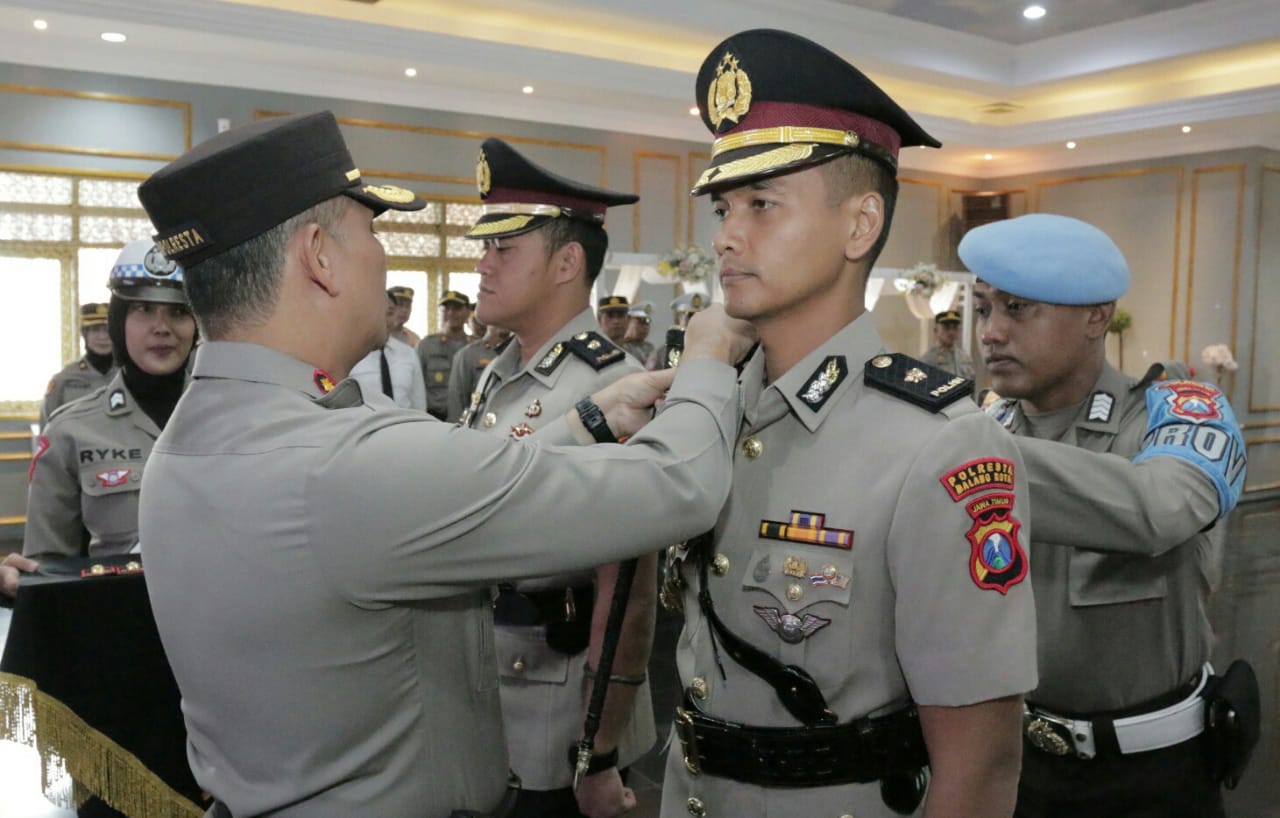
[964,493,1027,594]
[313,369,335,394]
[1163,381,1221,422]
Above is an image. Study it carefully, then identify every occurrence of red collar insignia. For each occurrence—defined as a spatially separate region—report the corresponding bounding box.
[313,369,336,394]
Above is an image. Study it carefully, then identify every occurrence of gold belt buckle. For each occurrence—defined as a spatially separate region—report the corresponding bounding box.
[1023,711,1075,757]
[674,707,701,775]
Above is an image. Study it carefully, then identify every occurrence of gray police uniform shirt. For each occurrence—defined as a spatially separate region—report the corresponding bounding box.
[417,332,468,417]
[991,363,1228,713]
[921,343,975,379]
[661,314,1038,818]
[140,341,739,818]
[25,372,155,560]
[40,356,117,429]
[468,307,655,791]
[447,337,503,423]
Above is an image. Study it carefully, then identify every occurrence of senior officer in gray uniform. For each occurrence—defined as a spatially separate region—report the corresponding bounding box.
[660,31,1039,818]
[961,214,1246,818]
[39,302,117,429]
[22,240,194,564]
[417,289,472,419]
[134,111,754,818]
[461,137,655,818]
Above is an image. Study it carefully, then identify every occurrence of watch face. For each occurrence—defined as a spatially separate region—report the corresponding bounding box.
[143,244,178,277]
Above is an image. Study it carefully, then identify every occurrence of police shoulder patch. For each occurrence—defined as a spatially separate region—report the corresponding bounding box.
[565,331,626,371]
[864,353,972,412]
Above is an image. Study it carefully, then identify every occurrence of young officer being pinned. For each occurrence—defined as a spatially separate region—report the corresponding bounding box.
[461,136,655,818]
[2,240,196,598]
[132,110,755,818]
[659,28,1038,818]
[962,213,1247,818]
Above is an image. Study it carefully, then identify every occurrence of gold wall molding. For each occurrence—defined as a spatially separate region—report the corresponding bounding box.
[0,452,32,462]
[632,151,681,252]
[1249,165,1280,412]
[685,151,710,245]
[1035,167,1184,358]
[1244,436,1280,492]
[255,110,607,188]
[0,83,191,160]
[1243,420,1280,430]
[1187,164,1245,363]
[901,176,946,228]
[0,515,26,526]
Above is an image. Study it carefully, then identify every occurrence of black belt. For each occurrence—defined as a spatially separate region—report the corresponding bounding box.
[492,584,593,627]
[673,695,928,788]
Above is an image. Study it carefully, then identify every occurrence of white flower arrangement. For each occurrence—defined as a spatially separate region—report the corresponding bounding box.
[1201,344,1238,375]
[903,262,943,297]
[657,244,716,285]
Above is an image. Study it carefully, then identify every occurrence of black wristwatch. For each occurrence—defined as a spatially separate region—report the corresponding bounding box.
[567,744,618,775]
[575,397,617,444]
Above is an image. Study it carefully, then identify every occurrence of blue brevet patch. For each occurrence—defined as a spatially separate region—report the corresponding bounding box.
[1133,380,1245,519]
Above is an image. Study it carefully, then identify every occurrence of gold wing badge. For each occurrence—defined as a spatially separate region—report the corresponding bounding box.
[708,52,752,129]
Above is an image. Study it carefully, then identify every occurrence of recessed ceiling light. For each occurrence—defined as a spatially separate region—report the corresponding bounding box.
[404,67,417,77]
[1066,141,1077,149]
[33,19,48,30]
[983,153,994,160]
[1181,125,1192,133]
[1023,5,1047,20]
[689,106,699,116]
[100,32,127,43]
[522,85,534,94]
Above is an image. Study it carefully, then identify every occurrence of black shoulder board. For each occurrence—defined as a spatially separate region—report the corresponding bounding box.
[864,353,972,412]
[565,331,626,371]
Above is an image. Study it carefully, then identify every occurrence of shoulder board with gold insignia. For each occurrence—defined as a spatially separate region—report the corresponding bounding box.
[864,353,972,413]
[534,341,568,375]
[565,331,626,371]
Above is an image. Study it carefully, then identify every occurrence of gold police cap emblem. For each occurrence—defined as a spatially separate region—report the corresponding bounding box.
[707,52,752,130]
[476,148,492,196]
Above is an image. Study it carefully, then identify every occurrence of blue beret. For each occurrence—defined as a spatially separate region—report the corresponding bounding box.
[958,214,1130,305]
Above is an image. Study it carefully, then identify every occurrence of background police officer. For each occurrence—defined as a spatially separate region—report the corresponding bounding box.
[661,29,1038,818]
[40,301,116,429]
[922,309,974,379]
[417,289,471,419]
[463,136,655,818]
[962,214,1246,818]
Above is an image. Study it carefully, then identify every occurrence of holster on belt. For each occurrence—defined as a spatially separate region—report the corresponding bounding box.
[492,585,594,655]
[1202,659,1261,789]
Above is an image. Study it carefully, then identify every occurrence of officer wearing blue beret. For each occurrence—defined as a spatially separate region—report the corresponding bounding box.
[963,213,1247,817]
[661,28,1038,818]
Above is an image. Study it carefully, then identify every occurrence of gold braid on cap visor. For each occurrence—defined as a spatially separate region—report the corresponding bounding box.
[695,125,898,189]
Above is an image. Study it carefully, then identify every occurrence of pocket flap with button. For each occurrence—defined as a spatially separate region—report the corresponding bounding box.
[741,545,854,613]
[495,625,570,683]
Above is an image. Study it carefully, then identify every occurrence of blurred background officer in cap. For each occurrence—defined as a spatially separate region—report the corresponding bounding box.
[462,136,654,818]
[39,301,116,429]
[596,294,631,345]
[622,301,657,369]
[963,214,1246,818]
[655,292,706,370]
[3,240,195,599]
[923,309,974,379]
[417,288,472,419]
[134,110,753,818]
[661,29,1037,818]
[386,284,421,347]
[349,290,427,410]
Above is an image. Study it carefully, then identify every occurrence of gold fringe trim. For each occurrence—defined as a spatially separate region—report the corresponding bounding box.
[465,214,537,237]
[0,672,203,818]
[694,143,816,191]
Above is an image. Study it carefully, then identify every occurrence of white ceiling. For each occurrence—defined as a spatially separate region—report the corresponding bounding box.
[1,0,1278,178]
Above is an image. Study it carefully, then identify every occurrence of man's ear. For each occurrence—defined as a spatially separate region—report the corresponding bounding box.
[1084,301,1116,341]
[844,191,884,264]
[551,241,585,285]
[296,222,341,297]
